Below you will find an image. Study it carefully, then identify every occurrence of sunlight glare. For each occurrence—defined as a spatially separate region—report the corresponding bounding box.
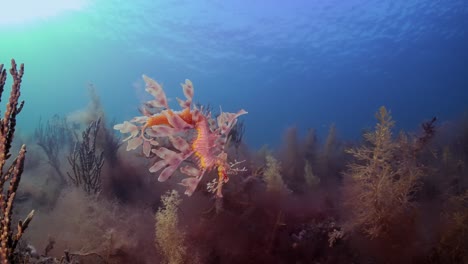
[0,0,89,26]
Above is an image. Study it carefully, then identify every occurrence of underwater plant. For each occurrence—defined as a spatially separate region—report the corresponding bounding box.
[435,190,468,263]
[263,154,288,194]
[343,106,425,238]
[154,190,186,264]
[114,75,247,197]
[0,60,34,263]
[34,114,72,187]
[67,118,105,195]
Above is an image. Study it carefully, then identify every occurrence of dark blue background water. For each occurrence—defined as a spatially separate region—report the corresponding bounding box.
[1,0,467,148]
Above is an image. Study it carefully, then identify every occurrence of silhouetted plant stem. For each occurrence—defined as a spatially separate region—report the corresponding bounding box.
[67,118,105,195]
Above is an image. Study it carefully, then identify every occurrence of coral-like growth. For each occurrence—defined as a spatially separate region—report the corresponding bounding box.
[34,114,72,186]
[343,106,424,238]
[0,60,34,263]
[67,118,105,195]
[114,75,247,197]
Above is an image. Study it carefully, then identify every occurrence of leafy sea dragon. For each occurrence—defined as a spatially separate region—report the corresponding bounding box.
[114,75,247,197]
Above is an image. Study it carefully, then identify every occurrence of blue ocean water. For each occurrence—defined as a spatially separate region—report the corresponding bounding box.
[1,0,467,148]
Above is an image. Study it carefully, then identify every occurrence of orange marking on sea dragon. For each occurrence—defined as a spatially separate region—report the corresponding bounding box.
[144,108,193,128]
